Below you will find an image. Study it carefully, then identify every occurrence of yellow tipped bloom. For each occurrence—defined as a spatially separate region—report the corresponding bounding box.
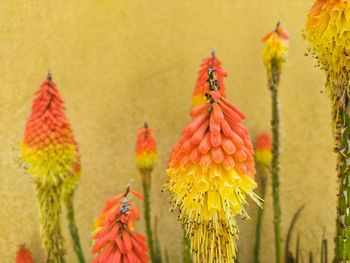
[135,122,158,171]
[303,0,350,95]
[164,89,261,262]
[261,24,290,75]
[254,133,273,168]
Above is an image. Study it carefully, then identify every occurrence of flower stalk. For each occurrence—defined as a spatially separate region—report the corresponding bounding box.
[254,167,267,263]
[270,62,283,263]
[63,141,85,263]
[333,100,350,261]
[65,197,85,263]
[140,169,155,261]
[261,22,289,263]
[253,133,272,263]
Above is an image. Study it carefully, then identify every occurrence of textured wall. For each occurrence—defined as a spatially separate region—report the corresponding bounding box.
[0,0,336,262]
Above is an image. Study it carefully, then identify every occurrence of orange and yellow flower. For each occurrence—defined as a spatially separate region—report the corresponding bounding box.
[164,89,261,262]
[191,49,228,108]
[261,24,290,75]
[20,72,77,262]
[92,185,149,263]
[254,133,273,168]
[303,0,350,91]
[21,74,76,186]
[135,122,158,171]
[16,244,35,263]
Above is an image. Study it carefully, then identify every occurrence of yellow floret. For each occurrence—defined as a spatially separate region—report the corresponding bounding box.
[255,150,273,168]
[20,143,76,186]
[261,34,288,75]
[191,93,210,108]
[164,163,261,262]
[135,152,158,171]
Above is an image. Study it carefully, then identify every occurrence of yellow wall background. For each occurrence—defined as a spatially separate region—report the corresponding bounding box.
[0,0,337,262]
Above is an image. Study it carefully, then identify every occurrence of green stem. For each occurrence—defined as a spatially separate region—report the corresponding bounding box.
[254,168,267,263]
[141,169,155,262]
[183,233,191,263]
[333,105,350,262]
[66,197,85,263]
[269,62,283,263]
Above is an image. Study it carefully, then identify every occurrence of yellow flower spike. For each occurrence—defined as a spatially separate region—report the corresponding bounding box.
[304,1,350,262]
[262,22,290,77]
[303,0,350,110]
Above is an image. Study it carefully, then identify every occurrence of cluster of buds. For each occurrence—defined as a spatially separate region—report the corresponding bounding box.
[191,47,228,108]
[91,184,150,263]
[261,22,290,76]
[135,121,158,173]
[21,71,77,186]
[16,244,35,263]
[164,70,261,262]
[254,133,273,169]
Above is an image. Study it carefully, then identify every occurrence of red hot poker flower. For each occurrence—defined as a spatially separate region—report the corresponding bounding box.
[91,185,149,263]
[135,122,158,171]
[16,244,35,263]
[164,86,261,261]
[254,133,273,168]
[21,71,76,186]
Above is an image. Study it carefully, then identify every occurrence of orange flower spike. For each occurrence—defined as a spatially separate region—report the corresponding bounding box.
[92,183,149,263]
[21,71,76,186]
[135,121,158,171]
[255,133,273,169]
[16,244,35,263]
[191,47,228,108]
[164,69,261,262]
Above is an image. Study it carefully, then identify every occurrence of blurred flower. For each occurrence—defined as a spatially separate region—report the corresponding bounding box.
[164,89,261,261]
[16,244,35,263]
[303,0,350,103]
[20,72,77,262]
[254,133,273,168]
[191,47,228,108]
[303,0,350,91]
[261,23,289,76]
[135,122,158,172]
[21,73,76,186]
[91,184,149,263]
